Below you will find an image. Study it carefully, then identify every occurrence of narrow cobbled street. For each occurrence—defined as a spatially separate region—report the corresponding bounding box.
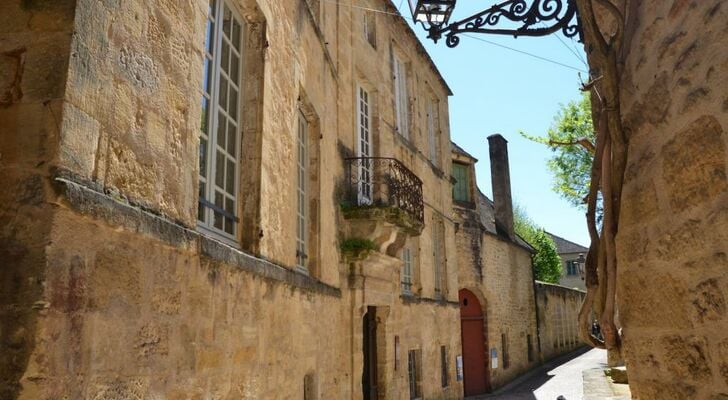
[469,348,608,400]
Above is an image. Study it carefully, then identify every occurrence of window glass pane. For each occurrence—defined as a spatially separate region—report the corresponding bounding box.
[200,97,210,133]
[232,19,241,51]
[226,158,235,193]
[205,21,215,54]
[227,121,236,154]
[230,55,240,85]
[208,0,216,17]
[222,6,232,37]
[217,111,226,149]
[200,138,208,173]
[224,197,234,234]
[229,88,238,120]
[215,151,225,188]
[198,182,206,222]
[214,191,224,229]
[221,40,230,74]
[218,78,228,110]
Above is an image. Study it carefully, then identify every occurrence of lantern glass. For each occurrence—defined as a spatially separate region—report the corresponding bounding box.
[409,0,454,27]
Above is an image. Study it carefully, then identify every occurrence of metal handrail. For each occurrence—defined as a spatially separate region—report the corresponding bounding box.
[343,157,424,223]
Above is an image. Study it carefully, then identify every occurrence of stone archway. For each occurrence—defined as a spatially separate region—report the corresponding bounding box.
[459,289,490,396]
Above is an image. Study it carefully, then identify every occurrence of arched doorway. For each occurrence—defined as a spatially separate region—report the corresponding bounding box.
[459,289,489,396]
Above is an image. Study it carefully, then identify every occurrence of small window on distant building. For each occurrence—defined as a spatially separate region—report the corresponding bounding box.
[295,111,309,272]
[432,216,446,299]
[364,11,376,48]
[440,345,449,388]
[566,260,578,275]
[408,349,423,399]
[452,163,470,202]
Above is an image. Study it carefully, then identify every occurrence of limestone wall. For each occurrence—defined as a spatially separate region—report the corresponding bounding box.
[0,2,75,398]
[534,282,586,362]
[614,1,728,398]
[1,0,465,398]
[481,235,539,388]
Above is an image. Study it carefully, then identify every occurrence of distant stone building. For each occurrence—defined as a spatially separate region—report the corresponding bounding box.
[546,232,588,290]
[450,139,539,395]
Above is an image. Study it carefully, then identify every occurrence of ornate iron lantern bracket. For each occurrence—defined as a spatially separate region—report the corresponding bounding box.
[412,0,583,48]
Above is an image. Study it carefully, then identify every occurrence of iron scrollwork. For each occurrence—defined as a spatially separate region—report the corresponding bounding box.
[344,157,424,224]
[426,0,582,47]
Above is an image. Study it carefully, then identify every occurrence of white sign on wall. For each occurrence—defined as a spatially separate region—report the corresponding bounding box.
[491,348,498,369]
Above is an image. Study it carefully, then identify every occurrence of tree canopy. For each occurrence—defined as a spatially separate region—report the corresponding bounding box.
[514,204,562,283]
[521,92,596,211]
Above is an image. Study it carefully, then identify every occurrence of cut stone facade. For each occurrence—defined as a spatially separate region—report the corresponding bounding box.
[0,0,463,398]
[609,1,728,398]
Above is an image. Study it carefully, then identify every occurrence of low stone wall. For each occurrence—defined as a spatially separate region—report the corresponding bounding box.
[535,281,587,362]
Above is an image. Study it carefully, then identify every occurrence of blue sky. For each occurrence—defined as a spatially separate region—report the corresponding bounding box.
[393,1,591,246]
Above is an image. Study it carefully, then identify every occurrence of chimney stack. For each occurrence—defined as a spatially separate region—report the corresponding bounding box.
[487,134,515,241]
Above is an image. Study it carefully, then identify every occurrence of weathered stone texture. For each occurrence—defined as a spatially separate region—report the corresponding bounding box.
[2,0,465,398]
[616,0,728,398]
[535,282,586,362]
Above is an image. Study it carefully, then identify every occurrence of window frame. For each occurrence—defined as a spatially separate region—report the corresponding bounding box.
[402,247,413,294]
[452,162,471,202]
[198,0,245,245]
[392,54,409,140]
[356,84,373,205]
[295,110,309,272]
[427,97,439,166]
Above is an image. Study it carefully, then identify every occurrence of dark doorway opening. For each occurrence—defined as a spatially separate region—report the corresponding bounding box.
[459,289,489,396]
[362,306,378,400]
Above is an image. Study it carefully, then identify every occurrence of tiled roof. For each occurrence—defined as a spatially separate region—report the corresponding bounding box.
[476,191,534,252]
[546,231,589,255]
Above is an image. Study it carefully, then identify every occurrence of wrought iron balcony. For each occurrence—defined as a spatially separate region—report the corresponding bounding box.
[342,157,424,232]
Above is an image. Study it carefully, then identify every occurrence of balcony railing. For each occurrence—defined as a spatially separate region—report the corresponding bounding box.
[343,157,424,224]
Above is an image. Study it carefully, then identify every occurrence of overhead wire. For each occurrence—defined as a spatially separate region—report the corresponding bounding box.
[318,0,589,73]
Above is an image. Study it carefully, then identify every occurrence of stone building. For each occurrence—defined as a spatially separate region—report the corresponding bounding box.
[534,281,586,362]
[546,232,588,290]
[0,0,464,398]
[600,1,728,398]
[450,138,540,395]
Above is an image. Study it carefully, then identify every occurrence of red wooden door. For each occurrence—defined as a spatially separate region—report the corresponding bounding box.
[459,289,489,396]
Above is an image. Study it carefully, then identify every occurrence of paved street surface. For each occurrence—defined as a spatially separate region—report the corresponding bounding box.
[469,348,608,400]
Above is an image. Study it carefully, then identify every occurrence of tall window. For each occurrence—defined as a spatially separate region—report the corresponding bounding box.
[364,11,376,48]
[452,163,470,202]
[393,55,409,139]
[198,0,244,242]
[296,111,308,271]
[432,216,445,298]
[427,98,439,166]
[402,247,413,294]
[357,86,373,204]
[408,349,422,400]
[440,345,449,388]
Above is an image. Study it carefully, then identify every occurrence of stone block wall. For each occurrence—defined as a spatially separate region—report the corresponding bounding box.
[535,281,586,362]
[481,235,539,388]
[613,1,728,398]
[1,0,465,398]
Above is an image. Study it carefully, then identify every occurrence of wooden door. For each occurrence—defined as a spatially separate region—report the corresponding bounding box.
[362,307,378,400]
[459,289,489,396]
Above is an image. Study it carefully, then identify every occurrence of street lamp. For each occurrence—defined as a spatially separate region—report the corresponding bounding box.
[577,253,586,281]
[409,0,582,47]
